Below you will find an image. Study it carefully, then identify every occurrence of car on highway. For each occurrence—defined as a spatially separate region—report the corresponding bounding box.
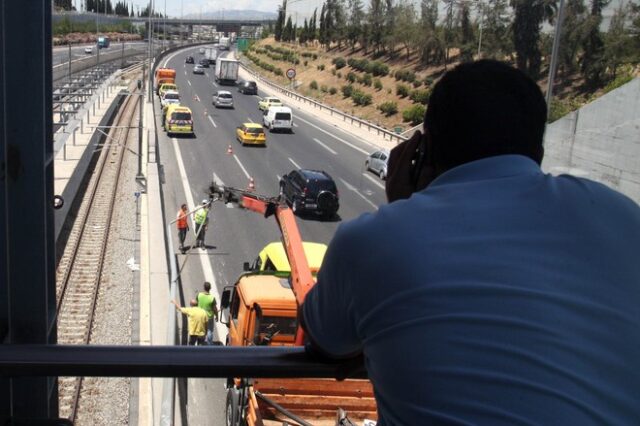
[247,242,328,276]
[164,105,194,137]
[237,80,258,95]
[84,46,93,54]
[263,106,293,132]
[185,55,194,64]
[158,83,178,99]
[160,90,180,108]
[258,96,283,111]
[279,169,340,218]
[236,123,266,146]
[193,64,205,75]
[212,90,234,108]
[199,47,205,54]
[365,149,390,180]
[198,58,210,68]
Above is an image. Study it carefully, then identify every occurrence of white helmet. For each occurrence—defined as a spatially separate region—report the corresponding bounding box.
[202,199,208,205]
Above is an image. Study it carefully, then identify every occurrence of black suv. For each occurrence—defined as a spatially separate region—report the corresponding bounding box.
[199,58,210,68]
[280,169,339,218]
[185,55,194,64]
[238,80,258,95]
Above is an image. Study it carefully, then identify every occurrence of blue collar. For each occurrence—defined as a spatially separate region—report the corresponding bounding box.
[428,155,543,189]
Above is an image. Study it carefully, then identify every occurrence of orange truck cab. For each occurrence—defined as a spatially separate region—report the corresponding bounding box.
[154,67,176,95]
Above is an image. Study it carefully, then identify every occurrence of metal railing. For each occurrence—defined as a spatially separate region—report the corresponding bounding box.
[238,57,408,145]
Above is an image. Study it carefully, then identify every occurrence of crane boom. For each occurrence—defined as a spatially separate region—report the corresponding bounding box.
[208,183,315,344]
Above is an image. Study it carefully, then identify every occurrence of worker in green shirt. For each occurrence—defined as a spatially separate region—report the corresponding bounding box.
[194,199,210,249]
[192,281,219,345]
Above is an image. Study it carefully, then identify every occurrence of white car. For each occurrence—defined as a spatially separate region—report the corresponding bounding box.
[365,149,390,180]
[160,90,180,108]
[263,106,293,132]
[212,90,234,108]
[84,46,93,54]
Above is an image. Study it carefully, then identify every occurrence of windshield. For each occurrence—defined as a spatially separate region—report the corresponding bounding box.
[218,93,232,99]
[246,127,264,135]
[258,316,298,337]
[171,112,191,121]
[164,93,179,100]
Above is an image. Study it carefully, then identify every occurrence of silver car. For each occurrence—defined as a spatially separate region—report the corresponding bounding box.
[193,64,205,74]
[212,90,234,109]
[365,150,390,180]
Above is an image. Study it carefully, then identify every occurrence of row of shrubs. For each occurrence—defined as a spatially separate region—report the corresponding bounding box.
[347,58,390,76]
[341,85,373,106]
[309,80,338,95]
[396,84,431,104]
[244,51,284,77]
[301,51,319,60]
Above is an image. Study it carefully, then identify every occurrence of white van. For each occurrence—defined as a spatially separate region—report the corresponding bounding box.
[263,106,293,132]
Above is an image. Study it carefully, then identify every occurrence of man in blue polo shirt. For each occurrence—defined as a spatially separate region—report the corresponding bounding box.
[302,60,640,425]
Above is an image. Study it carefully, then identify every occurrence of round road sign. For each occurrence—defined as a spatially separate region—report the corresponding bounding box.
[286,68,296,79]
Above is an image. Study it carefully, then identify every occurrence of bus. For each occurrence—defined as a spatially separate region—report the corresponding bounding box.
[97,36,110,49]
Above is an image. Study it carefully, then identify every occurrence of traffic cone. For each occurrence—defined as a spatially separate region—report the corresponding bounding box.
[247,177,255,191]
[204,109,207,116]
[227,145,233,155]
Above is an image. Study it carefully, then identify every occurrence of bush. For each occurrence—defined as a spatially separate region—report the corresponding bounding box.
[410,88,431,104]
[346,72,357,83]
[312,53,319,60]
[374,78,383,91]
[378,101,398,116]
[395,69,416,83]
[412,79,422,88]
[329,87,337,95]
[321,84,328,92]
[402,104,426,125]
[337,71,342,78]
[358,73,373,86]
[396,83,410,98]
[309,80,319,90]
[303,60,308,66]
[351,88,372,106]
[368,61,389,76]
[274,68,284,76]
[341,84,354,98]
[423,76,434,86]
[333,57,347,69]
[319,64,325,71]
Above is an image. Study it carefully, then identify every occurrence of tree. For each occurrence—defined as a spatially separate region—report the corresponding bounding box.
[310,8,318,41]
[604,3,632,80]
[478,0,512,60]
[557,0,588,74]
[367,0,386,54]
[347,0,365,50]
[581,0,609,87]
[419,0,444,64]
[456,2,474,62]
[384,0,396,55]
[511,0,557,79]
[394,0,417,59]
[55,0,73,10]
[319,3,328,46]
[284,16,294,41]
[275,0,287,41]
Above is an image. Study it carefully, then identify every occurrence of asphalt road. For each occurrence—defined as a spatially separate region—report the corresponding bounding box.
[154,45,387,424]
[52,41,147,66]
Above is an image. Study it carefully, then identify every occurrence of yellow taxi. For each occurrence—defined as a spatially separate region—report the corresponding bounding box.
[158,83,178,98]
[164,105,194,136]
[246,242,328,277]
[257,96,283,111]
[236,123,266,146]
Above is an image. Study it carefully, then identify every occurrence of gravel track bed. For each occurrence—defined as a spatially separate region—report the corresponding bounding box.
[74,87,140,425]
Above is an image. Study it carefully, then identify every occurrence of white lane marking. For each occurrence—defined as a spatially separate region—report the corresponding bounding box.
[161,49,183,68]
[293,123,299,127]
[233,154,252,179]
[171,138,227,340]
[295,116,369,155]
[184,70,187,76]
[288,157,302,169]
[313,138,337,155]
[208,115,217,128]
[276,174,281,181]
[246,117,254,123]
[187,80,192,86]
[213,172,234,209]
[339,177,378,209]
[363,172,385,190]
[212,81,218,88]
[205,72,209,78]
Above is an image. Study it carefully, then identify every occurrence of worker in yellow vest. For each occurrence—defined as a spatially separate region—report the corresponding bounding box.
[194,199,209,249]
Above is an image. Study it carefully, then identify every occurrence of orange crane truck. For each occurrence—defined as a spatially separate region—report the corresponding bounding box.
[154,67,176,95]
[209,183,377,426]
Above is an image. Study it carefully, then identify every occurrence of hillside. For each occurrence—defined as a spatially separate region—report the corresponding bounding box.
[241,37,639,131]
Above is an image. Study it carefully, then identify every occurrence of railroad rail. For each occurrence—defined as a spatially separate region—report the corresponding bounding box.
[54,77,138,423]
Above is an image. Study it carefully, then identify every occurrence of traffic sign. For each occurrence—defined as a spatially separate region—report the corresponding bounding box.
[286,68,296,80]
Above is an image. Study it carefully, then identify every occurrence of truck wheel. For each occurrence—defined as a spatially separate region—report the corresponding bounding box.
[225,388,240,426]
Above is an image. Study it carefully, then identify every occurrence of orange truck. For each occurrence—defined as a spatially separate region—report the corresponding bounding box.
[211,184,377,426]
[154,67,176,95]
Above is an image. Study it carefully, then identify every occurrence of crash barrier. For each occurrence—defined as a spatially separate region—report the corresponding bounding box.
[238,59,408,145]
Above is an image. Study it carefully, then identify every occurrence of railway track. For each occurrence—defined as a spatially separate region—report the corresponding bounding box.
[55,77,138,423]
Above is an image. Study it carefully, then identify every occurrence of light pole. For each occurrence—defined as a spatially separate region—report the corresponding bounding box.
[545,0,566,119]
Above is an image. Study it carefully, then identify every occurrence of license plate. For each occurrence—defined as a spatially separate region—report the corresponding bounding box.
[305,203,317,208]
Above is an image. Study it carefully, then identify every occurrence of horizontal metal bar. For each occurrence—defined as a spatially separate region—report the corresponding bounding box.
[0,345,367,380]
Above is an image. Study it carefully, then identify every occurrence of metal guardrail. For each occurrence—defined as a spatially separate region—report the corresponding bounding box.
[238,58,408,145]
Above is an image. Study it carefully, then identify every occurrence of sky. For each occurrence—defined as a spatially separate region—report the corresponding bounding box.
[72,0,283,17]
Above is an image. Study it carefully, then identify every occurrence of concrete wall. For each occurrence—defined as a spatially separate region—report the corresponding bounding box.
[542,78,640,204]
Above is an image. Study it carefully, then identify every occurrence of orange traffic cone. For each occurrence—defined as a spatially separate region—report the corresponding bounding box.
[227,145,233,155]
[247,177,255,191]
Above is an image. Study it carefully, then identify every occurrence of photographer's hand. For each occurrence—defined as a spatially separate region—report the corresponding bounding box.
[386,130,436,202]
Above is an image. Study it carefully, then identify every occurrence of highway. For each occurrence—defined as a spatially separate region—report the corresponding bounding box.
[52,41,147,66]
[155,45,387,423]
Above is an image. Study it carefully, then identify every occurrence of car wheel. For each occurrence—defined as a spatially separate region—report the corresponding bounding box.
[365,160,370,171]
[380,169,386,180]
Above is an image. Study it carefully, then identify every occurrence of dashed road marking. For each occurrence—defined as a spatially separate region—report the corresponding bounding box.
[233,155,251,180]
[208,115,217,128]
[339,177,378,209]
[187,80,192,86]
[313,138,337,155]
[247,117,254,123]
[363,172,385,190]
[293,123,299,127]
[295,116,369,155]
[288,157,301,169]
